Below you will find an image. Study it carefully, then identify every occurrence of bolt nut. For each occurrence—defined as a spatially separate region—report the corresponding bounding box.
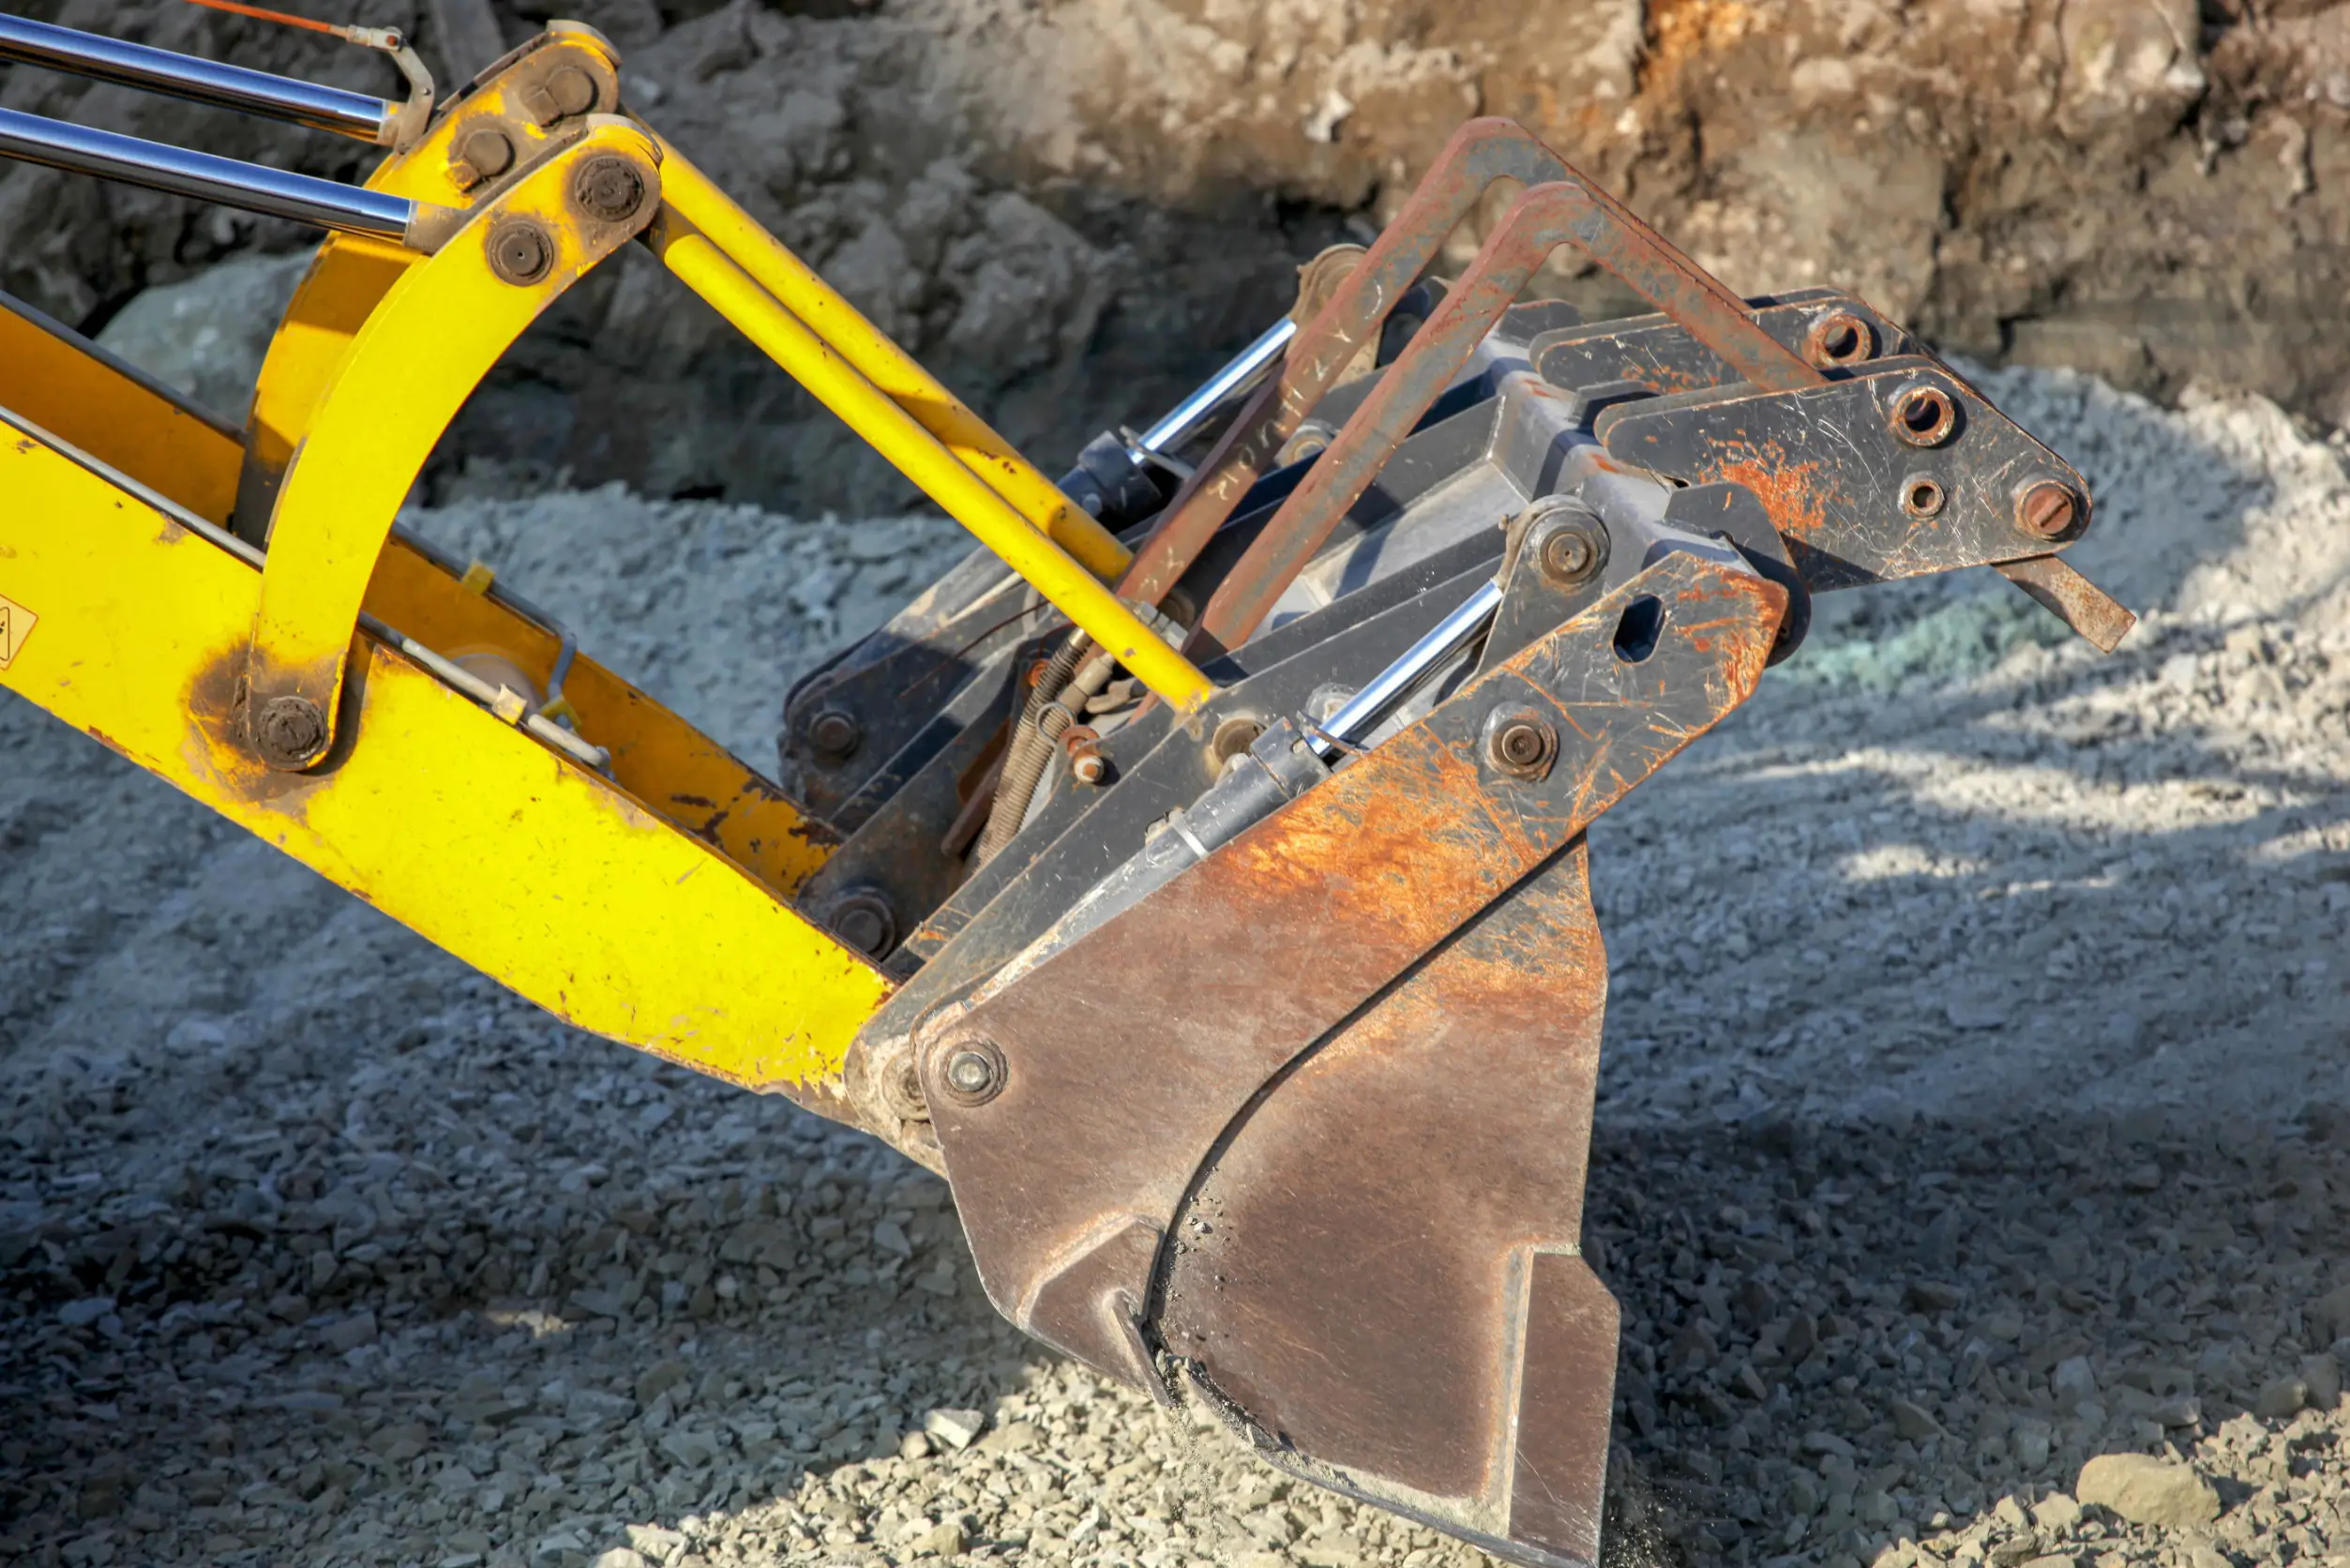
[1206,714,1266,774]
[1061,723,1107,785]
[252,693,327,771]
[806,707,862,762]
[1276,422,1335,466]
[459,126,515,178]
[937,1039,1007,1108]
[572,155,646,224]
[486,219,554,285]
[1483,704,1559,781]
[871,1042,931,1123]
[543,64,599,120]
[2015,479,2080,540]
[826,889,898,957]
[1530,505,1609,588]
[1900,473,1948,520]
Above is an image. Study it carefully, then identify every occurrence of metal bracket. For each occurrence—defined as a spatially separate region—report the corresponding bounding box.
[1596,354,2094,590]
[1529,287,1916,400]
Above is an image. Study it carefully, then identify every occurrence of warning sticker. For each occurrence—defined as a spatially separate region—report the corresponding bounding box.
[0,594,36,671]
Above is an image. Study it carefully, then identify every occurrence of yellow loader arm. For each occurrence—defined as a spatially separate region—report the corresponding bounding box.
[0,13,2137,1565]
[0,18,1190,1108]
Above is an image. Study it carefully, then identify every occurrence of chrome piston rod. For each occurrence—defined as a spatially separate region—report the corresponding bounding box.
[1127,316,1296,463]
[1310,578,1503,759]
[0,14,394,143]
[0,106,416,242]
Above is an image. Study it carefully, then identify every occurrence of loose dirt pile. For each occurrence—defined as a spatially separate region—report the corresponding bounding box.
[8,364,2350,1568]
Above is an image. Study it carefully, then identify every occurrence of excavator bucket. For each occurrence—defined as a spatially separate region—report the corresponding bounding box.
[0,14,2135,1565]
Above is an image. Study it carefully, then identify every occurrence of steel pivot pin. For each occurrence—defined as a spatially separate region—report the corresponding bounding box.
[939,1040,1006,1107]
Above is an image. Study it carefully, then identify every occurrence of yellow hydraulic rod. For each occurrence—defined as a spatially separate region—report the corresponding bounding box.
[655,143,1133,585]
[653,211,1215,715]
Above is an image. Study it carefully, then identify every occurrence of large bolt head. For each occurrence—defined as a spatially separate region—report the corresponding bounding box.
[544,64,598,119]
[457,126,515,181]
[487,219,554,286]
[871,1042,931,1123]
[826,890,897,957]
[1537,521,1606,586]
[938,1040,1007,1107]
[252,693,327,771]
[2015,479,2080,540]
[1483,703,1559,781]
[573,156,646,224]
[1521,498,1609,589]
[806,707,862,762]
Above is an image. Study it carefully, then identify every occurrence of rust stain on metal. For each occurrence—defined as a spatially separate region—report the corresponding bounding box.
[1159,845,1609,1521]
[1995,552,2137,652]
[181,637,332,815]
[1709,448,1833,542]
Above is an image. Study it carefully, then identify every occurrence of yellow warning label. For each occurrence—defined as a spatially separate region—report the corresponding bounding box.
[0,594,36,671]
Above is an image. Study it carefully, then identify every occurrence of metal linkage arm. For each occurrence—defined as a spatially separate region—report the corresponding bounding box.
[648,181,1217,716]
[1115,115,1818,614]
[653,143,1133,586]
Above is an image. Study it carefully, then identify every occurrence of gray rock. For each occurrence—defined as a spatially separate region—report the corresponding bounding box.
[911,1519,968,1557]
[1892,1397,1945,1440]
[2302,1352,2342,1410]
[622,1525,683,1557]
[2075,1454,2222,1528]
[1947,997,2011,1031]
[2312,1283,2350,1344]
[634,1360,690,1407]
[322,1310,377,1352]
[57,1297,115,1328]
[94,252,310,423]
[2053,1357,2099,1412]
[2031,1492,2083,1532]
[2253,1376,2308,1420]
[924,1408,987,1451]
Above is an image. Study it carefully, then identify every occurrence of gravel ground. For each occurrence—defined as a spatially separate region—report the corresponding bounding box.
[8,369,2350,1568]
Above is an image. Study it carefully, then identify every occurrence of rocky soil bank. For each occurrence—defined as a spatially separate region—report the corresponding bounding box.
[4,0,2346,513]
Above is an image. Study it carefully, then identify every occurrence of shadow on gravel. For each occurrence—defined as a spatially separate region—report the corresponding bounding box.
[0,1033,1046,1567]
[1588,1103,2350,1568]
